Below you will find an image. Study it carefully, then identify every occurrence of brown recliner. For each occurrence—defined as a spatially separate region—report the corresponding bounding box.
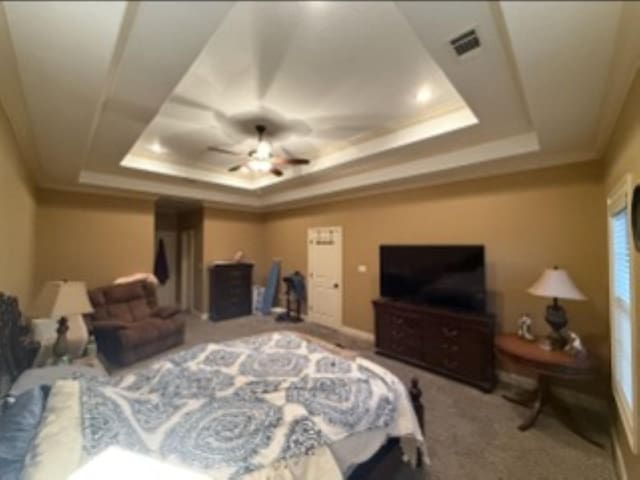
[85,280,187,366]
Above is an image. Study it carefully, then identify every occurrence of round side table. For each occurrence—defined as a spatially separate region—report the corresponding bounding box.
[495,333,602,448]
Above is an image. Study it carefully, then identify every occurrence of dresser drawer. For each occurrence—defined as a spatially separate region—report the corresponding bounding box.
[425,320,493,384]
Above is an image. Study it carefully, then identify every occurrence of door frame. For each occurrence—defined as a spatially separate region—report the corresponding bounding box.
[179,229,196,311]
[307,226,343,327]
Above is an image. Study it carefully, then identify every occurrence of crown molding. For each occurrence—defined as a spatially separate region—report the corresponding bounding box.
[78,170,262,210]
[120,106,478,191]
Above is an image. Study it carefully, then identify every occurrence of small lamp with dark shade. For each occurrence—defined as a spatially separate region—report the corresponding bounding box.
[527,266,586,350]
[30,280,94,363]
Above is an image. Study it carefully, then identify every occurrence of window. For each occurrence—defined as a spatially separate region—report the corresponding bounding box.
[608,175,638,453]
[611,207,633,405]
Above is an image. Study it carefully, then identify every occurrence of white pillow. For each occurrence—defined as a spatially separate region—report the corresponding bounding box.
[9,365,107,396]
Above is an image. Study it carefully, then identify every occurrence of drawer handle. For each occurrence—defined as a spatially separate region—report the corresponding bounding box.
[392,329,403,337]
[441,343,460,352]
[441,327,459,338]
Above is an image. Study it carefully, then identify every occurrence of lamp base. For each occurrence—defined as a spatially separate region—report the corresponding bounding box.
[52,316,69,361]
[547,330,567,351]
[545,300,568,351]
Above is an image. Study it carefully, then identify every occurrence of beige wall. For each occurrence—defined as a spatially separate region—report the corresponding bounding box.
[201,208,266,313]
[264,162,609,355]
[35,189,155,291]
[0,103,36,306]
[603,71,640,479]
[31,195,267,316]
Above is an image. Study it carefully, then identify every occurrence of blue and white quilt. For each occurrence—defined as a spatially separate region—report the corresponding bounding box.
[77,332,420,478]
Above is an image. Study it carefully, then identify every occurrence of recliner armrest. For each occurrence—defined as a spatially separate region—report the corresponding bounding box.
[153,305,181,319]
[91,320,131,332]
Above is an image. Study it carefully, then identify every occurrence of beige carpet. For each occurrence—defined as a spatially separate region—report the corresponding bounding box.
[112,315,615,480]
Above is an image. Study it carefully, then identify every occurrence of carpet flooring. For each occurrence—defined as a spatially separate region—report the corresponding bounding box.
[112,315,615,480]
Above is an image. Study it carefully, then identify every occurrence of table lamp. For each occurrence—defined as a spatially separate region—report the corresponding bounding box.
[527,266,586,350]
[30,280,94,363]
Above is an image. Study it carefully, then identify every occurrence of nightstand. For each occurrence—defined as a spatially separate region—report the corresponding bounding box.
[495,333,602,448]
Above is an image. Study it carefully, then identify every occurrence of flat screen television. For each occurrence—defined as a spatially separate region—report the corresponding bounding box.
[380,245,486,313]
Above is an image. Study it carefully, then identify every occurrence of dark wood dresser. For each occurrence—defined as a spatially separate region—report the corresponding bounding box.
[373,298,495,391]
[208,263,253,321]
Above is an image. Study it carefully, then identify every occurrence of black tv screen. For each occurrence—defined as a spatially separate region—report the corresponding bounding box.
[380,245,486,313]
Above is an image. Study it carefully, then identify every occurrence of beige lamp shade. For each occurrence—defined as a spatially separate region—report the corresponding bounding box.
[30,280,94,318]
[527,268,586,301]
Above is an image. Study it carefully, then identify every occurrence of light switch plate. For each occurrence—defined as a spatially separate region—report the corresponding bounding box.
[357,265,367,273]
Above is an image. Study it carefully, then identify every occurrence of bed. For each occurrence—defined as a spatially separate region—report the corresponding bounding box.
[0,292,426,479]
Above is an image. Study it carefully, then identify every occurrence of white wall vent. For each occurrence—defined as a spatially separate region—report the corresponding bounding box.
[450,29,481,57]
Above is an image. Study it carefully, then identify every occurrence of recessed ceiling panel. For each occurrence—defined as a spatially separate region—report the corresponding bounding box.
[125,1,471,187]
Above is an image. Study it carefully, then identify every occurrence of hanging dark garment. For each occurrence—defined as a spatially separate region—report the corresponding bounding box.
[290,271,306,301]
[154,238,170,285]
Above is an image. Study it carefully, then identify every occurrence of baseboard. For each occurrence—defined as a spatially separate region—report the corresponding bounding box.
[496,369,537,390]
[497,369,609,414]
[189,310,208,321]
[304,316,374,343]
[612,426,629,480]
[334,324,374,343]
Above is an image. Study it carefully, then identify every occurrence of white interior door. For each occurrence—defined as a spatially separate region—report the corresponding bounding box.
[180,229,195,311]
[155,230,177,306]
[308,226,342,327]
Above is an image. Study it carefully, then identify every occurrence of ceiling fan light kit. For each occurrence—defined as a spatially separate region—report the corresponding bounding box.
[253,125,272,160]
[247,158,272,173]
[213,124,311,177]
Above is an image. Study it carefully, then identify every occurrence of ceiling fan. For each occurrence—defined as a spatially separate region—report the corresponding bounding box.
[208,124,311,177]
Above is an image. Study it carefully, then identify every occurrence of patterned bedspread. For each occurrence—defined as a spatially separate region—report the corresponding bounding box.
[78,332,420,478]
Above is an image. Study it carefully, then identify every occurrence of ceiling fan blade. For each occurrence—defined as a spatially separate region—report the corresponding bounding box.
[270,166,284,177]
[208,146,242,156]
[228,164,244,172]
[273,157,311,166]
[278,146,311,165]
[284,158,311,165]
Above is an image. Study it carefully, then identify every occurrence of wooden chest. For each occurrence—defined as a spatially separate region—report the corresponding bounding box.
[208,263,253,321]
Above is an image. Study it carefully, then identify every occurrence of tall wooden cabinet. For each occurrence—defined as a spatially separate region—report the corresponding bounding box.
[208,263,253,321]
[373,298,495,391]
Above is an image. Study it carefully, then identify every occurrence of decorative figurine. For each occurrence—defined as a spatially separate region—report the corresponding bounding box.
[517,313,536,341]
[563,330,586,357]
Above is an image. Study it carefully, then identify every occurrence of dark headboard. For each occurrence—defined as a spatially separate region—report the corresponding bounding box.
[0,293,39,397]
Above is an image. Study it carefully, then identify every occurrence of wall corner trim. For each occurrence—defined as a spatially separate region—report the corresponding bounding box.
[613,425,629,480]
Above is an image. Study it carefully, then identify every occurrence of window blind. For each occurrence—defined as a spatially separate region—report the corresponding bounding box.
[611,207,633,408]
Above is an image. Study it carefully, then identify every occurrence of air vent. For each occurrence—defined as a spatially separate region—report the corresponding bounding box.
[450,29,481,57]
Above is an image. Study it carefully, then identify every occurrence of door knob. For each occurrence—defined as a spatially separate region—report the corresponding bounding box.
[333,283,339,289]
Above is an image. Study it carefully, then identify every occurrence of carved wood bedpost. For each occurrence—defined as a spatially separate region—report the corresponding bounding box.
[0,293,40,398]
[409,377,424,468]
